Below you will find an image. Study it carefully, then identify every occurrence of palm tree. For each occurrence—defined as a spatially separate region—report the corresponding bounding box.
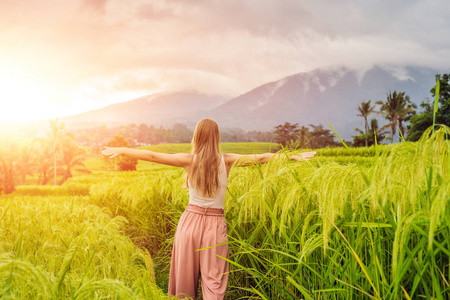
[34,143,53,185]
[33,119,70,185]
[0,146,16,194]
[357,100,376,147]
[48,119,70,185]
[369,119,388,143]
[274,122,300,146]
[398,103,417,139]
[58,139,87,184]
[298,125,310,148]
[376,91,415,143]
[16,146,35,184]
[353,118,387,147]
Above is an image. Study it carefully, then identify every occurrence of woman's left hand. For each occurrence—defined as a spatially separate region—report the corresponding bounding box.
[290,151,316,161]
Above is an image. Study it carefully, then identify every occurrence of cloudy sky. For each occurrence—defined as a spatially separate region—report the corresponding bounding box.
[0,0,449,122]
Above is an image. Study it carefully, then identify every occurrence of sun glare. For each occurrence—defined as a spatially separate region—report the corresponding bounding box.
[0,69,53,123]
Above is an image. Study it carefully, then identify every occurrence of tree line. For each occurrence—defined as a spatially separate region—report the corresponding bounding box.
[273,123,341,148]
[74,123,276,147]
[2,73,447,194]
[353,73,449,146]
[272,90,417,148]
[0,120,146,194]
[0,120,87,194]
[272,73,449,149]
[407,74,450,141]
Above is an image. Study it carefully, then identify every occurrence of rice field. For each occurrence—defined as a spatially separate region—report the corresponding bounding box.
[140,142,279,155]
[1,127,449,299]
[0,194,166,299]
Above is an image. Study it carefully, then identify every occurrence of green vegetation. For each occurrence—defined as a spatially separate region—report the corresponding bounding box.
[73,123,276,147]
[2,124,450,299]
[106,135,138,171]
[356,100,377,147]
[376,90,416,144]
[0,120,88,194]
[353,119,387,147]
[352,74,449,145]
[408,74,450,141]
[273,122,340,149]
[140,142,278,155]
[0,193,166,299]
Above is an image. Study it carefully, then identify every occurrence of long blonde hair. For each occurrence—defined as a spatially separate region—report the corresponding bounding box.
[188,118,221,197]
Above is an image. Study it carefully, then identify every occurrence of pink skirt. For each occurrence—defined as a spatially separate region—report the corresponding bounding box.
[168,204,229,299]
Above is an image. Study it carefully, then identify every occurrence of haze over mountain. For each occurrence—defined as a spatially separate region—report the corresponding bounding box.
[65,91,227,128]
[65,65,442,140]
[210,65,439,139]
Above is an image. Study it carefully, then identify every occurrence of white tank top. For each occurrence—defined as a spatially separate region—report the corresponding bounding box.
[188,155,228,208]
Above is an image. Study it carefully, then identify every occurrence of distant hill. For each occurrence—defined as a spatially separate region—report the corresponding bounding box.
[65,65,442,139]
[209,65,439,139]
[64,91,227,129]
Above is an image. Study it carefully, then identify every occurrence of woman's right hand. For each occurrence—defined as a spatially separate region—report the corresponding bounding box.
[101,147,122,159]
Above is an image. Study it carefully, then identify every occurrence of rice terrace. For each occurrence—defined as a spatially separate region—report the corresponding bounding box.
[1,1,450,299]
[1,115,450,299]
[1,78,450,299]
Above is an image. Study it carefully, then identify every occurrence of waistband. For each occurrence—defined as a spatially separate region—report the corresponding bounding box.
[186,204,225,216]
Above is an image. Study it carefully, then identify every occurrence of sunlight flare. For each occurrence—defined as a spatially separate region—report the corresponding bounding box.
[0,68,53,122]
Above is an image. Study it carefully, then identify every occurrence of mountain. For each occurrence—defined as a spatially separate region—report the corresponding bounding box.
[65,91,227,129]
[65,65,442,140]
[210,65,439,139]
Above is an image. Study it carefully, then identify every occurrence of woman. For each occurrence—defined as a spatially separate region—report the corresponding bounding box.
[102,118,316,299]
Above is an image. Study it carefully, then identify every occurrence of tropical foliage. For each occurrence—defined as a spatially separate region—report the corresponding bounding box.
[274,122,301,146]
[74,123,276,146]
[274,122,340,149]
[0,120,87,194]
[376,91,416,143]
[2,122,450,298]
[0,145,17,194]
[353,119,387,147]
[58,138,87,184]
[0,193,166,299]
[356,100,377,147]
[408,73,450,141]
[105,135,138,171]
[1,73,448,299]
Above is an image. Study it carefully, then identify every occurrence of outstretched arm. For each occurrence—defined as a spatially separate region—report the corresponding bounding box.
[224,151,316,169]
[101,147,191,168]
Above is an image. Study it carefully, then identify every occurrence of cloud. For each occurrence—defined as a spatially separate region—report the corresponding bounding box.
[133,1,313,38]
[0,0,449,119]
[136,3,177,21]
[83,72,160,94]
[81,0,109,13]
